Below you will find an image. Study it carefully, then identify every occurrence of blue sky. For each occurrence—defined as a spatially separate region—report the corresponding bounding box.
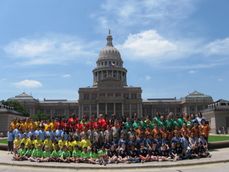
[0,0,229,101]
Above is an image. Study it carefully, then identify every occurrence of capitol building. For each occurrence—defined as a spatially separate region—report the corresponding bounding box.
[8,32,213,119]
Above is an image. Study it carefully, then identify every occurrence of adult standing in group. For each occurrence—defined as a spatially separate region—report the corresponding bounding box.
[7,127,14,154]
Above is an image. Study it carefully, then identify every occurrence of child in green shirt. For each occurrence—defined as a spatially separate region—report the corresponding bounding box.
[50,144,59,162]
[24,144,34,160]
[40,146,51,162]
[78,147,90,163]
[28,144,43,162]
[70,145,81,162]
[13,143,26,161]
[59,145,71,163]
[88,146,99,164]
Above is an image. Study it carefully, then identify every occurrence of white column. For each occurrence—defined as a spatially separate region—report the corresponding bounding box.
[105,103,107,115]
[114,103,116,115]
[122,103,124,117]
[89,104,92,117]
[97,103,99,117]
[137,103,140,117]
[79,105,81,117]
[81,105,84,119]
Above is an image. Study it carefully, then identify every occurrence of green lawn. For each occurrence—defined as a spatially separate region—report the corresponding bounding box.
[208,135,229,142]
[0,139,7,144]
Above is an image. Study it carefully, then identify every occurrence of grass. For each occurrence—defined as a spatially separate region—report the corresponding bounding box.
[208,135,229,142]
[0,139,7,144]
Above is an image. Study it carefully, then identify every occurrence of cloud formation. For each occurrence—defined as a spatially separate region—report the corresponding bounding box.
[94,0,197,34]
[119,29,229,68]
[61,74,71,78]
[4,34,98,65]
[15,79,42,88]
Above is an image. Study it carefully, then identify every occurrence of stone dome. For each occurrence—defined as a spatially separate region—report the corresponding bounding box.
[97,32,123,62]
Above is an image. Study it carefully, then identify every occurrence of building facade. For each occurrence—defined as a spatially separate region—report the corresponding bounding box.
[8,33,213,119]
[202,99,229,134]
[0,104,25,136]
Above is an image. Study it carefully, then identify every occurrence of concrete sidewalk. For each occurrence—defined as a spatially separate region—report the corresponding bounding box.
[0,148,229,169]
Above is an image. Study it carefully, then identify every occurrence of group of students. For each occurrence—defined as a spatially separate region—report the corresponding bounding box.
[8,112,211,165]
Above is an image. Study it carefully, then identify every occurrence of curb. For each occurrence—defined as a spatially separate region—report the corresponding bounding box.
[0,159,229,170]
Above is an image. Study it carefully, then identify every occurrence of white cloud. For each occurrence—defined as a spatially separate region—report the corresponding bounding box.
[4,34,98,65]
[15,79,42,88]
[119,29,229,68]
[94,0,197,33]
[119,29,200,64]
[217,78,224,82]
[145,75,152,81]
[61,74,71,78]
[188,70,197,74]
[122,30,177,57]
[204,38,229,56]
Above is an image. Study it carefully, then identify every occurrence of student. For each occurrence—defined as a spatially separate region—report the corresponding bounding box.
[13,135,21,154]
[13,143,26,161]
[98,146,108,165]
[29,144,43,162]
[117,143,128,163]
[158,143,170,161]
[107,145,118,164]
[71,145,81,162]
[149,140,160,161]
[189,132,198,158]
[50,144,60,162]
[59,145,71,163]
[7,127,14,154]
[88,147,99,164]
[24,144,34,160]
[139,142,150,162]
[40,146,51,162]
[79,147,90,163]
[127,144,140,163]
[169,142,180,161]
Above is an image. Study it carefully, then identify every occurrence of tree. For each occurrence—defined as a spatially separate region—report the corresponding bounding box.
[1,100,30,117]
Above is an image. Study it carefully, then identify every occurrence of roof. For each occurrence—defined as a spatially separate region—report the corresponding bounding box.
[143,98,181,103]
[9,92,37,101]
[40,99,78,104]
[97,33,123,62]
[185,91,211,98]
[215,99,229,103]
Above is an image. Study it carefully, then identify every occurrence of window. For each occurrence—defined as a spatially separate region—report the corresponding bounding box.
[107,93,113,97]
[83,94,90,100]
[83,105,90,111]
[220,103,226,106]
[115,93,121,97]
[91,94,97,100]
[131,93,137,99]
[99,93,105,97]
[113,71,117,78]
[124,93,129,99]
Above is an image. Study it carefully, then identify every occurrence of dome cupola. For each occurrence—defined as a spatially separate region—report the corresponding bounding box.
[93,31,127,87]
[97,30,123,67]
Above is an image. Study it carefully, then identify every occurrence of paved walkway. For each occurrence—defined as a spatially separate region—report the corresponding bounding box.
[0,148,229,169]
